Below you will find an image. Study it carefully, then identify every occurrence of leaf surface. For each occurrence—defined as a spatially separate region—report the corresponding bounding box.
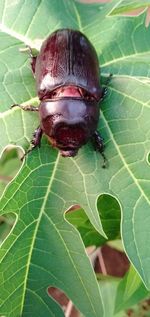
[0,0,150,316]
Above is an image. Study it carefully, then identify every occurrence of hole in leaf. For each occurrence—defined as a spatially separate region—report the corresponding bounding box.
[94,244,129,278]
[66,205,81,213]
[65,194,121,248]
[0,213,16,245]
[47,287,79,316]
[0,145,23,197]
[0,146,22,244]
[97,194,121,238]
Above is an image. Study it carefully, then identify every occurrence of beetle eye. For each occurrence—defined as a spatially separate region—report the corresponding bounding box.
[83,91,95,101]
[78,88,95,101]
[51,91,57,98]
[85,95,94,101]
[42,90,57,100]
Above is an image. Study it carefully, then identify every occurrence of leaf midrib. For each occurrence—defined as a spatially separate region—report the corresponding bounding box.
[21,153,60,313]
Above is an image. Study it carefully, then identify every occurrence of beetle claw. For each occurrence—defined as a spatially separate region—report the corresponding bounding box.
[101,73,113,101]
[11,104,20,109]
[92,131,108,168]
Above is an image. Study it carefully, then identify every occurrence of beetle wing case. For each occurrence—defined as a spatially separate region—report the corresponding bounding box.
[35,29,102,101]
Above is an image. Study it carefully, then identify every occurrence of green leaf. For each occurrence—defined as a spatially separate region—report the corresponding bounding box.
[0,30,37,111]
[0,148,22,197]
[0,140,105,317]
[115,266,149,313]
[0,216,12,244]
[99,278,120,317]
[66,195,121,247]
[1,0,150,316]
[98,267,149,316]
[101,17,150,77]
[109,0,150,16]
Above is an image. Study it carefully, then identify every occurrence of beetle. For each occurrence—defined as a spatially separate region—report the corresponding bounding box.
[13,29,111,166]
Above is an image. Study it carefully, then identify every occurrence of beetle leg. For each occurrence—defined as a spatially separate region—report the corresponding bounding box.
[92,131,108,168]
[26,45,37,74]
[20,45,37,74]
[31,126,43,148]
[101,87,108,101]
[11,104,39,111]
[31,57,37,74]
[22,126,43,160]
[101,73,113,101]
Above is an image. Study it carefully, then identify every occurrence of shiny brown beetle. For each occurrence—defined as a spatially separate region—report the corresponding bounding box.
[13,29,111,166]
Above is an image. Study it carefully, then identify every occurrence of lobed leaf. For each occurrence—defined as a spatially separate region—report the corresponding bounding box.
[66,195,121,247]
[0,0,150,316]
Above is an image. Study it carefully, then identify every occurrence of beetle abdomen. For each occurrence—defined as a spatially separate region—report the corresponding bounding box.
[35,29,102,100]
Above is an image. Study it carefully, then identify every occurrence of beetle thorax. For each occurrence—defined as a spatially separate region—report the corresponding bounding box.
[39,91,99,157]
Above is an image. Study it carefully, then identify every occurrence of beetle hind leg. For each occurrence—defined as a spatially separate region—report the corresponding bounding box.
[101,73,113,102]
[91,131,108,168]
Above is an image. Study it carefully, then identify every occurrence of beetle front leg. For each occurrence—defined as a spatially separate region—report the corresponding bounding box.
[22,126,43,159]
[91,131,108,168]
[11,104,39,111]
[31,126,43,149]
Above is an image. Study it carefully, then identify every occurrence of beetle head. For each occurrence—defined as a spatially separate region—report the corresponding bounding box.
[39,98,99,157]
